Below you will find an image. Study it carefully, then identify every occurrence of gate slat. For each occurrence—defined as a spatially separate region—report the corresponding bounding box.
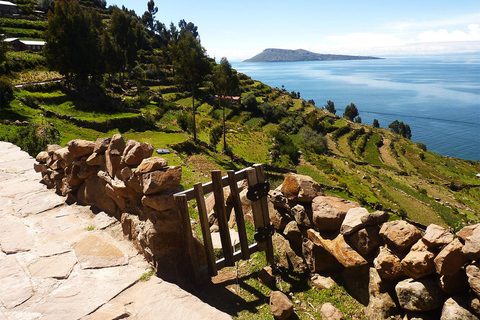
[211,170,234,266]
[227,170,250,260]
[246,167,267,252]
[193,183,217,276]
[174,194,200,283]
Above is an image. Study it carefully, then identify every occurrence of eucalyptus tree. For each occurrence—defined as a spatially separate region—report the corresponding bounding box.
[171,33,211,141]
[213,57,240,150]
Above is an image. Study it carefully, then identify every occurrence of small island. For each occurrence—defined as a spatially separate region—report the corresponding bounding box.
[244,48,381,62]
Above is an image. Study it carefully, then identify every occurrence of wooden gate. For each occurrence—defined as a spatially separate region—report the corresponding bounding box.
[174,163,274,283]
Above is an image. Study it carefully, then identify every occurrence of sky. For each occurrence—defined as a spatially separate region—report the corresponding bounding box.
[107,0,480,61]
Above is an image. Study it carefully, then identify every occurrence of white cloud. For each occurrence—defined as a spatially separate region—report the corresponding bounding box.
[417,24,480,42]
[387,13,480,31]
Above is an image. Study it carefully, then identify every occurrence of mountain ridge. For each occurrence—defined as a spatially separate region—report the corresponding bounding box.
[244,48,381,62]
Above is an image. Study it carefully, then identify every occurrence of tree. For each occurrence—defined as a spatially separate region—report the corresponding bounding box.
[213,57,239,150]
[343,103,359,121]
[354,116,362,123]
[142,0,158,33]
[325,100,336,114]
[171,33,211,141]
[373,119,380,128]
[243,93,258,112]
[389,120,412,139]
[44,0,104,85]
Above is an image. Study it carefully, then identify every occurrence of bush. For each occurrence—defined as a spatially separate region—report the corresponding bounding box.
[416,142,427,151]
[176,112,193,132]
[0,123,60,157]
[209,124,223,147]
[0,78,14,109]
[300,126,328,155]
[259,103,287,123]
[271,130,299,165]
[242,92,258,112]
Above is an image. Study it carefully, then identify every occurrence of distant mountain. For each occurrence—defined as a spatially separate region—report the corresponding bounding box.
[244,48,381,62]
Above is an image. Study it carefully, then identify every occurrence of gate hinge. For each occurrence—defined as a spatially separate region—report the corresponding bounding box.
[254,223,275,242]
[246,182,270,201]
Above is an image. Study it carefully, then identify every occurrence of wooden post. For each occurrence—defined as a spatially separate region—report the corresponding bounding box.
[246,167,267,252]
[253,164,275,266]
[227,170,250,260]
[211,170,234,266]
[194,183,217,276]
[174,194,200,283]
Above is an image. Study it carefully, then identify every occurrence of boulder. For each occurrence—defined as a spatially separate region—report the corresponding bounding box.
[86,152,105,166]
[93,137,111,154]
[142,166,182,195]
[268,189,291,211]
[269,291,294,320]
[302,238,342,273]
[272,233,306,271]
[379,220,422,252]
[320,303,345,320]
[283,220,302,247]
[395,277,446,312]
[311,274,336,290]
[311,195,360,232]
[457,224,480,243]
[307,229,368,268]
[291,204,313,228]
[122,141,154,166]
[47,144,62,155]
[141,187,183,212]
[471,297,480,317]
[134,157,169,175]
[422,224,454,248]
[348,225,382,255]
[34,163,48,173]
[434,239,467,276]
[365,267,398,320]
[67,139,95,158]
[270,207,292,231]
[438,270,470,295]
[340,208,389,236]
[54,147,75,166]
[441,296,479,320]
[36,151,49,163]
[105,134,126,178]
[280,173,323,203]
[258,266,275,285]
[462,228,480,260]
[467,262,480,298]
[401,249,436,279]
[374,246,405,280]
[77,174,118,215]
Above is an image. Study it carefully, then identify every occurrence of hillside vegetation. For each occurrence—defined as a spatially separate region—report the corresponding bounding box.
[1,1,479,318]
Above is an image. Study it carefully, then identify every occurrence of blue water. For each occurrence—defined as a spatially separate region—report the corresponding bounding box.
[232,54,480,161]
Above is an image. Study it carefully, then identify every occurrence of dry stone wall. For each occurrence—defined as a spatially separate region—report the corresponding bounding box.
[269,173,480,319]
[34,134,197,285]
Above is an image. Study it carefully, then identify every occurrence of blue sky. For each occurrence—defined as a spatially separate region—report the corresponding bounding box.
[107,0,480,61]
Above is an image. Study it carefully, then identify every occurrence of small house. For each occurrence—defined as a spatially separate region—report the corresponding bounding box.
[5,38,45,52]
[0,1,18,15]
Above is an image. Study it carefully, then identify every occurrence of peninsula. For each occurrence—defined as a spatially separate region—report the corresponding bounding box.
[244,48,381,62]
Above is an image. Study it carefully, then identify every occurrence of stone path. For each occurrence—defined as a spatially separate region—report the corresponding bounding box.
[0,142,231,320]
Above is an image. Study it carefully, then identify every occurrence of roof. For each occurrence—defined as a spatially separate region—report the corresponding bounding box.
[4,38,19,42]
[0,1,18,7]
[21,40,45,46]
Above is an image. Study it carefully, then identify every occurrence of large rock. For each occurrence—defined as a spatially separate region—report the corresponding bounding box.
[395,277,446,312]
[434,239,467,276]
[36,151,49,163]
[307,229,368,268]
[374,246,405,280]
[457,224,480,243]
[134,157,169,175]
[105,134,126,178]
[439,270,470,295]
[348,225,382,255]
[142,166,182,195]
[77,174,118,215]
[466,262,480,298]
[320,303,345,320]
[283,220,302,247]
[86,152,105,166]
[122,140,154,166]
[365,267,398,320]
[401,249,436,279]
[270,207,292,231]
[280,173,323,203]
[302,238,342,272]
[441,296,479,320]
[141,187,183,212]
[311,274,336,290]
[422,224,454,248]
[272,233,306,271]
[463,227,480,260]
[340,208,389,236]
[269,291,294,320]
[93,137,111,154]
[54,147,75,166]
[311,195,359,232]
[379,220,422,252]
[291,203,313,227]
[68,139,95,158]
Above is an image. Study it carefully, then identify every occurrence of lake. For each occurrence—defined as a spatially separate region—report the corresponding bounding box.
[232,53,480,161]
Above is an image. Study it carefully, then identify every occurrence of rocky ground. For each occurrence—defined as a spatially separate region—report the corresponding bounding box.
[0,141,231,320]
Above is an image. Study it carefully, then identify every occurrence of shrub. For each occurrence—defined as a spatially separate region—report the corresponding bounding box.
[416,142,427,151]
[0,123,60,157]
[300,126,328,155]
[0,78,14,109]
[259,103,287,123]
[271,130,299,165]
[176,112,193,132]
[209,124,222,147]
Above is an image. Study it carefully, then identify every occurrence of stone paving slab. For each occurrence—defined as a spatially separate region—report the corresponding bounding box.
[0,142,232,320]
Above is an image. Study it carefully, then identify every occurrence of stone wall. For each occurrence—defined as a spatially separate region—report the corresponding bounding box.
[34,134,197,285]
[269,173,480,319]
